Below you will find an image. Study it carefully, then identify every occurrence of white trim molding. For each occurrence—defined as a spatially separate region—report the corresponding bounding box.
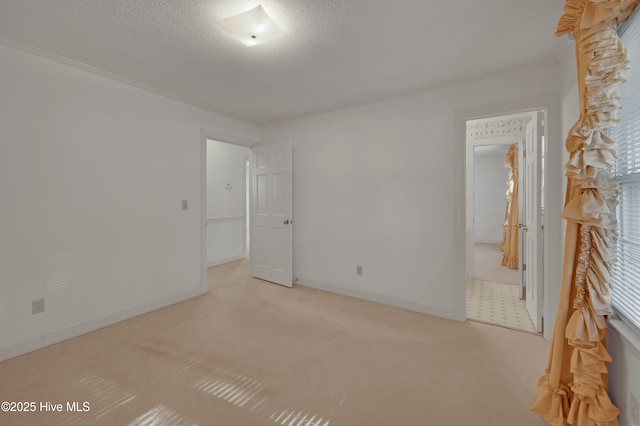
[466,114,532,141]
[207,216,244,224]
[0,288,202,361]
[207,255,247,268]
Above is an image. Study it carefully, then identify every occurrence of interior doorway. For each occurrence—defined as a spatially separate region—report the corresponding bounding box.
[246,160,250,255]
[465,111,545,334]
[201,137,294,293]
[472,144,520,284]
[205,139,251,268]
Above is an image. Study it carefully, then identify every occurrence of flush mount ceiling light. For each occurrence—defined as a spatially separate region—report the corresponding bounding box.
[215,5,285,47]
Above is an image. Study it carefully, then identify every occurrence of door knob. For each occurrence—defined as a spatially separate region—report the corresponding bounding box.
[284,220,290,225]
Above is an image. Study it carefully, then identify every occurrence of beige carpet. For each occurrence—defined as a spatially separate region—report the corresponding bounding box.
[0,259,549,425]
[474,242,519,285]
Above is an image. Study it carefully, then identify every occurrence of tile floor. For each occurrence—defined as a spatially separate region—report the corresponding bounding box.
[467,279,537,334]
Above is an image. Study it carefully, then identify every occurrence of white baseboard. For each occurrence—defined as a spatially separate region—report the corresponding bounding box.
[207,254,246,268]
[474,239,502,245]
[295,278,462,322]
[0,287,202,362]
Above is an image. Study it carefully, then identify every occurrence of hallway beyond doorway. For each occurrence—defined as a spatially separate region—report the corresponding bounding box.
[467,243,537,334]
[474,242,519,285]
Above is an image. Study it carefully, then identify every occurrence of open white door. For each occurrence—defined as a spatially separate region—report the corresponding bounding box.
[524,112,544,332]
[250,142,293,287]
[518,141,525,300]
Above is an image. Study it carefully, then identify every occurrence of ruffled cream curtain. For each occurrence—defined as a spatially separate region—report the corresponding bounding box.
[501,144,519,269]
[532,1,639,425]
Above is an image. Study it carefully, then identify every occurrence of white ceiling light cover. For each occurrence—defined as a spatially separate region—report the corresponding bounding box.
[215,5,285,47]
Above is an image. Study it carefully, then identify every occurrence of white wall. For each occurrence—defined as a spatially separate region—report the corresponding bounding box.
[0,42,258,360]
[608,320,640,426]
[260,60,563,322]
[474,153,508,244]
[206,140,249,266]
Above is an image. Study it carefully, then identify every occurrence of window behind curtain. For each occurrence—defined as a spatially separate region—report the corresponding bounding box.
[610,8,640,332]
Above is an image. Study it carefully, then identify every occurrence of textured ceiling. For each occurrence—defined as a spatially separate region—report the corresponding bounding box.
[0,0,565,125]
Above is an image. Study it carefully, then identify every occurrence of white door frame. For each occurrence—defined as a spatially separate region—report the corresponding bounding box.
[456,96,562,341]
[200,129,256,294]
[524,112,545,332]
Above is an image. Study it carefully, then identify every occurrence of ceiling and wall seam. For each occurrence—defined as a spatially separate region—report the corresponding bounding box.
[0,36,253,126]
[0,0,564,127]
[273,59,560,127]
[1,34,560,129]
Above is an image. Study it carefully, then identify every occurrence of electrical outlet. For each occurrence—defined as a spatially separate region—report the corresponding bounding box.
[181,200,188,210]
[630,393,639,426]
[356,265,363,276]
[32,298,45,315]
